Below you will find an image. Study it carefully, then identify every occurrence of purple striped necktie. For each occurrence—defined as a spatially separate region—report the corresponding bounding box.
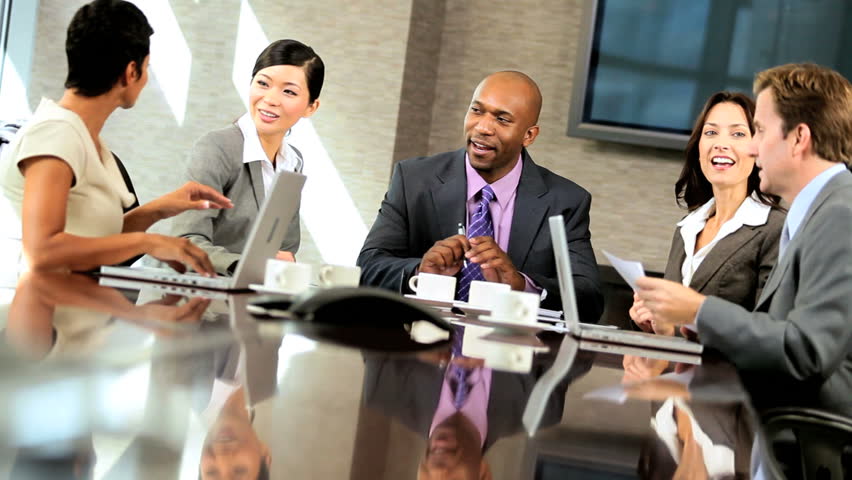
[457,185,495,302]
[448,325,471,408]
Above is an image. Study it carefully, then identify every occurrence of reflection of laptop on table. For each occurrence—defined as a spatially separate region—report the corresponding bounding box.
[549,214,702,354]
[98,275,230,300]
[99,170,306,292]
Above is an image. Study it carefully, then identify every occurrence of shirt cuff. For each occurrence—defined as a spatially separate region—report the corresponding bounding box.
[521,273,544,298]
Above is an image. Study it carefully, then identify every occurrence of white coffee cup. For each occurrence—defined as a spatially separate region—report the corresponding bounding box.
[467,280,511,309]
[264,260,312,294]
[491,290,540,324]
[408,273,456,301]
[317,264,361,288]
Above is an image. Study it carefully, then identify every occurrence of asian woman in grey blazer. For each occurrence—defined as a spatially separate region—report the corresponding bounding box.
[171,39,324,275]
[630,92,785,335]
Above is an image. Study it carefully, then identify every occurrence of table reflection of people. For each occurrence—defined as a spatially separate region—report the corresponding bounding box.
[198,299,279,480]
[3,272,210,360]
[200,381,271,480]
[9,437,95,480]
[92,297,279,478]
[419,353,493,480]
[620,355,754,479]
[363,330,591,479]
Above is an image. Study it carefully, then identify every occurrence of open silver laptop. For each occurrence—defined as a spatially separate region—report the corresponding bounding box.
[99,170,306,291]
[549,214,703,354]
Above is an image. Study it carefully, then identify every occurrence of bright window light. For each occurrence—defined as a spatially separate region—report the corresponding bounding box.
[131,0,192,125]
[231,0,267,109]
[292,119,368,265]
[0,57,31,119]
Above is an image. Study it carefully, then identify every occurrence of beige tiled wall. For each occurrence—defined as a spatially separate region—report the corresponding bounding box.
[26,0,687,274]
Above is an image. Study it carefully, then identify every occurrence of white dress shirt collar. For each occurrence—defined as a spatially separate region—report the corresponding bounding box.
[677,193,770,230]
[677,194,771,287]
[236,114,301,195]
[784,162,847,243]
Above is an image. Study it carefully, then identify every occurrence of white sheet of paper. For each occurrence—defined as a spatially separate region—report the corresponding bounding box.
[537,307,562,319]
[602,250,646,291]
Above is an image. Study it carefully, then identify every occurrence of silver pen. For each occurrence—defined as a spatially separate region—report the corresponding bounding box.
[458,222,469,267]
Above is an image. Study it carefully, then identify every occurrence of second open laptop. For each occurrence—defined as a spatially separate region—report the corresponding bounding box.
[549,214,703,354]
[99,170,307,292]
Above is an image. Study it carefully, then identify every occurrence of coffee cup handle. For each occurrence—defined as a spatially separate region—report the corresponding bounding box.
[318,265,332,286]
[408,275,419,292]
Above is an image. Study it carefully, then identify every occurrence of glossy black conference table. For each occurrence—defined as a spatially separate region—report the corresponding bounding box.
[0,272,765,479]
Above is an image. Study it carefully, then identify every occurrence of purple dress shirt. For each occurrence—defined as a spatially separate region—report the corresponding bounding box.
[464,154,542,294]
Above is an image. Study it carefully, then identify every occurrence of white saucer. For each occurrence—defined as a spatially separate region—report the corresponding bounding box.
[454,315,566,334]
[403,294,455,309]
[451,301,491,316]
[478,315,544,332]
[249,283,299,296]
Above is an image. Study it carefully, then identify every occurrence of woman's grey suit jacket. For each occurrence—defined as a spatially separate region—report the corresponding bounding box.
[663,207,785,311]
[170,124,302,275]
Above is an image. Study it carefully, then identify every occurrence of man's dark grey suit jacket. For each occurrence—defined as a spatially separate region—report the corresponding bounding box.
[357,148,603,319]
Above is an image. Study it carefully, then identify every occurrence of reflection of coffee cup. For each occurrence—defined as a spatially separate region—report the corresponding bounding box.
[264,260,312,294]
[467,280,511,309]
[408,273,456,301]
[491,291,540,324]
[317,264,361,288]
[481,342,535,372]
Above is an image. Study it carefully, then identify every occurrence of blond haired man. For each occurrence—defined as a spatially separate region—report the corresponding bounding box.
[636,63,852,415]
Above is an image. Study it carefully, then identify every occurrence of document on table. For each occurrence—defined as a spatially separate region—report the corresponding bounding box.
[537,307,562,319]
[602,250,645,291]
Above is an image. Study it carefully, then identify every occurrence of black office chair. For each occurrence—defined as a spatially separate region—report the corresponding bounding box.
[761,407,852,480]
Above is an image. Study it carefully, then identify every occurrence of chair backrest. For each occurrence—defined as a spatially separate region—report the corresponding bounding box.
[0,121,23,157]
[762,407,852,480]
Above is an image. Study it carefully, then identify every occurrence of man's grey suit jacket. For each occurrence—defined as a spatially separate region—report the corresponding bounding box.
[664,207,785,311]
[170,124,301,275]
[357,148,603,319]
[697,169,852,415]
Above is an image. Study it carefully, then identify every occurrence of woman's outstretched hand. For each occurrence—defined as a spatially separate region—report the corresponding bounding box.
[152,181,233,219]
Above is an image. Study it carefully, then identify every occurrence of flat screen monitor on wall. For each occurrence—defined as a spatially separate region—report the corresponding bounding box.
[567,0,852,150]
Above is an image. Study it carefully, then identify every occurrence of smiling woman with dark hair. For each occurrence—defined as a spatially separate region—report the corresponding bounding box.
[0,0,232,280]
[630,91,786,335]
[171,39,324,275]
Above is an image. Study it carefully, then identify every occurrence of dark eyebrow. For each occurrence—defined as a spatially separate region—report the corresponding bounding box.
[471,100,514,116]
[257,73,301,89]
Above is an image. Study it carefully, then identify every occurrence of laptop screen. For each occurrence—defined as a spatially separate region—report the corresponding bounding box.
[548,215,581,331]
[231,170,306,287]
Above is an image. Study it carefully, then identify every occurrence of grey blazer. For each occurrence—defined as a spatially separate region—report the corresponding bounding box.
[356,148,604,319]
[170,124,301,274]
[697,169,852,415]
[664,207,785,311]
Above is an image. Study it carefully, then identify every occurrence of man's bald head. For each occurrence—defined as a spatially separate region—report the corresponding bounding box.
[463,71,543,183]
[475,71,542,126]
